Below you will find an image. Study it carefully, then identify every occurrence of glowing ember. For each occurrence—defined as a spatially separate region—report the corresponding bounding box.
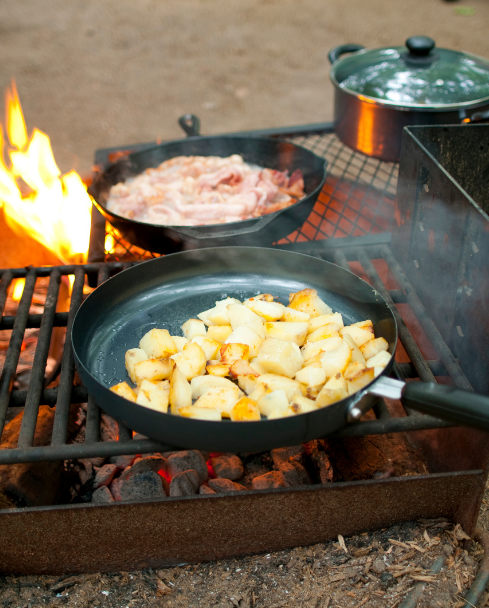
[0,82,92,264]
[11,278,25,302]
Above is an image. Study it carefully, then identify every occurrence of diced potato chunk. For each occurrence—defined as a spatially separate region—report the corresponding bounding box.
[316,387,348,408]
[295,364,327,387]
[172,336,190,352]
[255,374,302,401]
[224,326,263,357]
[230,397,261,421]
[191,335,222,360]
[220,342,250,364]
[237,374,259,395]
[227,303,263,330]
[288,288,332,318]
[249,357,268,375]
[125,348,148,384]
[343,334,366,366]
[133,357,175,384]
[282,307,311,322]
[193,386,242,417]
[367,350,392,368]
[206,363,231,377]
[171,342,207,381]
[257,338,304,378]
[346,368,376,395]
[257,388,289,417]
[351,319,374,333]
[289,393,318,413]
[243,293,274,304]
[190,375,242,400]
[340,325,375,347]
[344,360,366,380]
[198,298,241,326]
[169,367,192,414]
[320,340,352,378]
[324,372,347,392]
[207,325,233,343]
[307,312,344,334]
[181,318,207,340]
[360,337,389,360]
[136,379,170,413]
[139,328,177,359]
[179,406,222,421]
[302,336,344,362]
[110,381,137,402]
[244,299,285,321]
[229,359,260,379]
[306,323,340,343]
[264,322,308,346]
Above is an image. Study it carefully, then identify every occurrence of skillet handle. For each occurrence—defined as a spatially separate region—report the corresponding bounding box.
[178,114,201,137]
[171,212,277,240]
[328,44,365,65]
[401,382,489,431]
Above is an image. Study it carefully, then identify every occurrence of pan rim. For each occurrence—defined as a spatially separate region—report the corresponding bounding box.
[71,247,398,448]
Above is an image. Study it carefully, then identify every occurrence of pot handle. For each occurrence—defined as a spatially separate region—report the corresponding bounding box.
[178,114,201,137]
[400,382,489,430]
[328,44,365,65]
[462,109,489,124]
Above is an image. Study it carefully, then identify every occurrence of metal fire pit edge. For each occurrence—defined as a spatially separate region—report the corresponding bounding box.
[0,471,483,575]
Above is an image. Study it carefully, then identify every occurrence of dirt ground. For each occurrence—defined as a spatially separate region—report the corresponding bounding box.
[0,0,488,177]
[1,1,489,606]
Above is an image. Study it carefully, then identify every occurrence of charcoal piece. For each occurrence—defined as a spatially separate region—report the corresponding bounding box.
[276,461,311,487]
[109,454,137,469]
[270,445,304,467]
[251,471,286,490]
[167,450,208,484]
[119,471,166,501]
[93,464,118,489]
[317,453,334,484]
[110,477,123,501]
[91,486,114,504]
[169,470,199,496]
[77,459,93,486]
[379,571,396,589]
[120,456,167,484]
[199,484,217,495]
[100,414,119,442]
[208,478,248,493]
[132,433,148,441]
[88,457,106,467]
[210,454,244,481]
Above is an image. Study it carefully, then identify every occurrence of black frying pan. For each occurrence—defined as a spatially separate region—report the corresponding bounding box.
[88,123,327,254]
[72,247,489,453]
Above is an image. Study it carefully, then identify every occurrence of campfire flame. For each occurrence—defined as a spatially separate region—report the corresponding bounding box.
[0,82,92,264]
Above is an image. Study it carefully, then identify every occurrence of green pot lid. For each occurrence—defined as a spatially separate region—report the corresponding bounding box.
[333,36,489,107]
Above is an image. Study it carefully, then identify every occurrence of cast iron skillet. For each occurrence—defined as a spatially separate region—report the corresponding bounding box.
[71,247,489,453]
[88,119,327,254]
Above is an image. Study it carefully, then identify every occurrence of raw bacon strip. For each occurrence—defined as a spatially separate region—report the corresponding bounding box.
[106,155,305,226]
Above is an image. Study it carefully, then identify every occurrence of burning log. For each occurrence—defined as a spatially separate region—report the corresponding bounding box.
[0,404,80,507]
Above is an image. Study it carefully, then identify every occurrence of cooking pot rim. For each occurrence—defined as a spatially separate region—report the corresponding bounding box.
[330,46,489,111]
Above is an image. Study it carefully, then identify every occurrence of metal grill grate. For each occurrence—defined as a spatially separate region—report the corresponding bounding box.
[0,238,469,465]
[94,128,399,263]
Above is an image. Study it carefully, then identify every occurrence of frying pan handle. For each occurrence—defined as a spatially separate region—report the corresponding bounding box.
[401,382,489,431]
[328,44,365,65]
[178,114,201,137]
[171,212,277,240]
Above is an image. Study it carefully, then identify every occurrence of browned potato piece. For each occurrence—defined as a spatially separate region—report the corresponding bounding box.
[346,368,375,395]
[229,359,260,379]
[171,342,207,380]
[179,406,222,421]
[169,367,192,414]
[220,342,250,364]
[133,357,175,384]
[288,288,332,318]
[360,337,389,360]
[136,379,170,413]
[110,382,137,402]
[230,397,261,421]
[316,386,348,408]
[206,363,231,377]
[207,325,233,343]
[139,328,177,358]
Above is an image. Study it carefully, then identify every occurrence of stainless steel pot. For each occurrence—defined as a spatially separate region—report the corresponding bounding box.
[328,36,489,162]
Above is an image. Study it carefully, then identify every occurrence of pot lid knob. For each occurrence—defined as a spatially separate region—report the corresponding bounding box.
[406,36,435,57]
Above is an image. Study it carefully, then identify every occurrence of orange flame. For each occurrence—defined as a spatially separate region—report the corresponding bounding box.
[0,82,92,264]
[11,278,25,302]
